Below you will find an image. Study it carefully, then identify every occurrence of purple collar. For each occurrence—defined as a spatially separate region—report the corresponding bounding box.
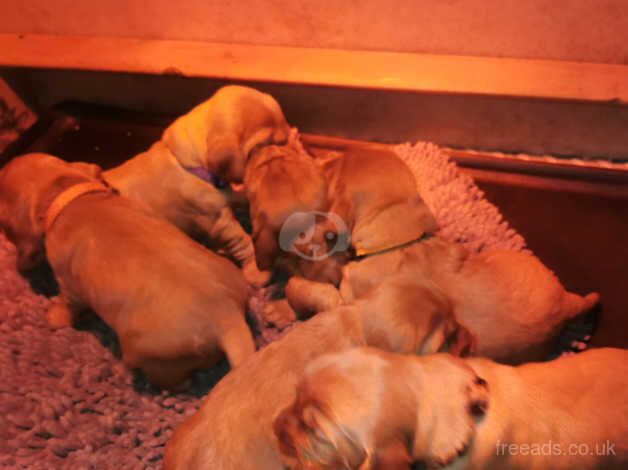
[185,167,227,188]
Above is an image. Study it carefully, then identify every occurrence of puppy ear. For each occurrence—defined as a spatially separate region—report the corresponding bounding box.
[414,364,489,467]
[274,404,303,462]
[302,405,369,469]
[274,402,369,469]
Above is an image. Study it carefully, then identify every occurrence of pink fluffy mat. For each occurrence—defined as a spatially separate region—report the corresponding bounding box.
[0,141,581,469]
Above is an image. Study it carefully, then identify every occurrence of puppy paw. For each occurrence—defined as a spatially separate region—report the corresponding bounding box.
[46,302,74,328]
[262,299,297,328]
[424,369,489,468]
[242,261,271,288]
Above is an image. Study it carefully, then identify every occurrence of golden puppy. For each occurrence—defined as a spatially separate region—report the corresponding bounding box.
[104,85,290,285]
[338,236,600,363]
[315,147,437,257]
[284,147,437,287]
[163,278,473,470]
[163,85,290,184]
[0,153,255,389]
[272,146,594,363]
[275,347,628,469]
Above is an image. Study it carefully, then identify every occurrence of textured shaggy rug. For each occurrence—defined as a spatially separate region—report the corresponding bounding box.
[0,140,588,469]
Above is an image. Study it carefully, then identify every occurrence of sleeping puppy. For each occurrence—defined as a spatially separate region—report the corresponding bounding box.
[337,236,600,363]
[275,347,628,469]
[104,85,290,285]
[0,153,255,389]
[163,278,474,470]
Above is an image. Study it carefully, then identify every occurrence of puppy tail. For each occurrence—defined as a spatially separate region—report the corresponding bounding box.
[562,291,600,319]
[219,319,256,368]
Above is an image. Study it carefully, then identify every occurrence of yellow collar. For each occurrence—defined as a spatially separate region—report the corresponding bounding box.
[354,235,427,259]
[44,181,113,232]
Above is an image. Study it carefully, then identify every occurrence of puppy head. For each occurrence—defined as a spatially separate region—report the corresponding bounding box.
[0,154,101,271]
[247,145,335,275]
[164,85,290,183]
[274,349,489,470]
[359,278,475,357]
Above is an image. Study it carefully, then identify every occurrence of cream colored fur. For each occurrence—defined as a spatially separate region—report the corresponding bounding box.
[276,347,627,469]
[163,279,472,469]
